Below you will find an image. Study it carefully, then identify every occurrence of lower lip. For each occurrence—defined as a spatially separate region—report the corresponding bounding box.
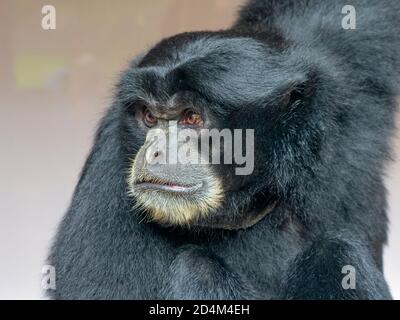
[134,182,202,194]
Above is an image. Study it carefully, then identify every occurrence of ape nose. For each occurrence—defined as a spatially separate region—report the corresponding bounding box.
[145,147,165,165]
[153,150,161,160]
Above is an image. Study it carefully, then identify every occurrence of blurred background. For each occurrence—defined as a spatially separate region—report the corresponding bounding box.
[0,0,398,299]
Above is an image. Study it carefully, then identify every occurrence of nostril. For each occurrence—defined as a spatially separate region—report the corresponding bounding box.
[153,151,160,158]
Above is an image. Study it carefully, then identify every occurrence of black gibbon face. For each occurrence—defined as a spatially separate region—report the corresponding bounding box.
[127,100,224,226]
[118,31,316,228]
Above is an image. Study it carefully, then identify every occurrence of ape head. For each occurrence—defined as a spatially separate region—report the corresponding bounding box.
[117,31,321,229]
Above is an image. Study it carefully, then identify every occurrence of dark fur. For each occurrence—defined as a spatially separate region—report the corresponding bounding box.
[48,0,400,299]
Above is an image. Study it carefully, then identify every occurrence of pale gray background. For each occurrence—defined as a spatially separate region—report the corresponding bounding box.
[0,0,399,299]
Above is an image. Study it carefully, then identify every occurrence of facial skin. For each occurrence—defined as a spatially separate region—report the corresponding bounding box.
[127,102,224,226]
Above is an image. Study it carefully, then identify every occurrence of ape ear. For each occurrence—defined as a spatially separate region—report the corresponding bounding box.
[278,71,319,110]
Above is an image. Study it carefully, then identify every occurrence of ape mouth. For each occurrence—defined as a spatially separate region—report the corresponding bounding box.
[134,176,203,194]
[128,169,224,226]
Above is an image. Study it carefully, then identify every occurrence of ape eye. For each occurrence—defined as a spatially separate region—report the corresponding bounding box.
[143,108,157,127]
[180,109,203,126]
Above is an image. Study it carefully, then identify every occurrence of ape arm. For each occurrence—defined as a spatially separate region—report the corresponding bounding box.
[165,236,391,300]
[164,246,260,299]
[281,236,392,300]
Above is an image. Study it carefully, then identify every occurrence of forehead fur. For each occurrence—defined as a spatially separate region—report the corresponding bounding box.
[116,32,306,115]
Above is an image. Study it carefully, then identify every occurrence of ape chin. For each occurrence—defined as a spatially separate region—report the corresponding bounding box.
[48,0,400,300]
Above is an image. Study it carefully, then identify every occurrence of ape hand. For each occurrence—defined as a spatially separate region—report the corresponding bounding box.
[164,245,259,299]
[281,236,391,300]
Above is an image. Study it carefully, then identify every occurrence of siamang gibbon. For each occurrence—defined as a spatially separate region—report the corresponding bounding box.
[48,0,400,299]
